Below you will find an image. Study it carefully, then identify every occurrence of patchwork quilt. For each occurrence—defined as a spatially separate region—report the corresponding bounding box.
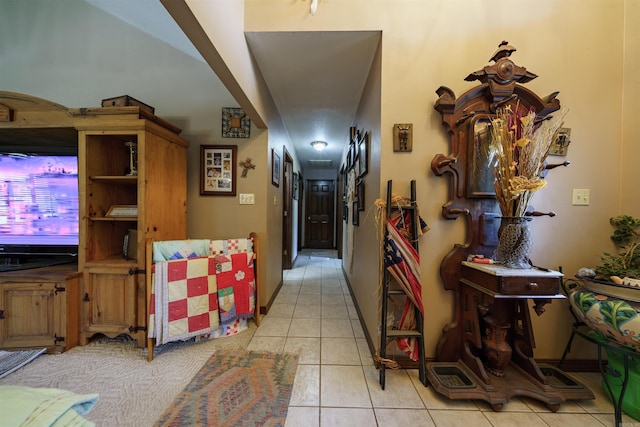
[149,238,255,345]
[216,253,256,323]
[152,238,253,262]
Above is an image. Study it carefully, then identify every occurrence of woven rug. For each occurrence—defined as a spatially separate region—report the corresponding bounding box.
[155,350,298,426]
[0,348,46,380]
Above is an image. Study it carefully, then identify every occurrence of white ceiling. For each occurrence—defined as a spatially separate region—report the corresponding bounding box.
[87,0,380,171]
[245,31,380,170]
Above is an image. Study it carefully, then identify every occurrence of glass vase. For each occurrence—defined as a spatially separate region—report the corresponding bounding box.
[493,216,532,269]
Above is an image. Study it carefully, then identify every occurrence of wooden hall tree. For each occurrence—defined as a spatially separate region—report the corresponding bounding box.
[428,43,592,410]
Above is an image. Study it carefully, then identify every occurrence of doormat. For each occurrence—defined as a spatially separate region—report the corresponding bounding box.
[155,350,298,426]
[0,348,46,380]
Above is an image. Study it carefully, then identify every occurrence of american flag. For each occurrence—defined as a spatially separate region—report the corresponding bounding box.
[384,216,424,361]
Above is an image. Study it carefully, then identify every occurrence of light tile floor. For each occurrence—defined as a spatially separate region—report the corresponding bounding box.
[247,249,638,427]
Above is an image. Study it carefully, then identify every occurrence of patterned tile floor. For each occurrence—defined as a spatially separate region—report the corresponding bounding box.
[246,249,638,427]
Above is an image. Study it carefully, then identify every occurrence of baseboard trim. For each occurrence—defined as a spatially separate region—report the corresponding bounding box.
[260,278,283,315]
[341,265,377,360]
[370,355,603,373]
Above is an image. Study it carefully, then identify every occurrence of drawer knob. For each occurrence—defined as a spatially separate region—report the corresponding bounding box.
[528,282,539,290]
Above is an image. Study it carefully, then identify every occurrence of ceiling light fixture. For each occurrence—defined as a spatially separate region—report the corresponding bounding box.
[311,140,328,151]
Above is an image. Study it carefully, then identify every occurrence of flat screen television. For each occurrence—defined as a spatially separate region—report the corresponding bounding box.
[0,153,79,270]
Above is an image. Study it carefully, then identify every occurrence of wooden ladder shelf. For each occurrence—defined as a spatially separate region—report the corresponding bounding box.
[379,179,427,389]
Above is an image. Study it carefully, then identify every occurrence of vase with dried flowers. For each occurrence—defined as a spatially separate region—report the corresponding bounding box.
[489,103,567,268]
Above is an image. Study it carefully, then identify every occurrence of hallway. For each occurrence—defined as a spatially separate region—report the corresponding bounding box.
[246,250,631,426]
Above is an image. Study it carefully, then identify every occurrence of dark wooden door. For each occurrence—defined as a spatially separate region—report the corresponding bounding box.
[305,180,334,249]
[336,169,344,258]
[282,149,293,269]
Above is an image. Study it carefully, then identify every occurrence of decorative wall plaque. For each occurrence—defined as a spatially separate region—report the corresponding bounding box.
[393,123,413,152]
[222,107,250,138]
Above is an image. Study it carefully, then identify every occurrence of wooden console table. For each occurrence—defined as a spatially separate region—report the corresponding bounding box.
[426,262,594,411]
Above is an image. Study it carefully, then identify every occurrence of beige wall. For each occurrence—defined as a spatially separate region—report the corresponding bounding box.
[243,0,638,359]
[343,37,383,350]
[621,0,640,216]
[166,0,309,307]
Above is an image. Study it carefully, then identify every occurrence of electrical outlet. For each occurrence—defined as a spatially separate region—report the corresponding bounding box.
[572,189,590,206]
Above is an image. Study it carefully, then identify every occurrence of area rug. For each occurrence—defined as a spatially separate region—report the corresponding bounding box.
[155,350,298,426]
[0,348,46,380]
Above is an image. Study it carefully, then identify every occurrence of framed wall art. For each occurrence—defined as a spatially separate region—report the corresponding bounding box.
[358,131,369,178]
[549,127,571,156]
[357,179,365,211]
[342,200,349,223]
[222,107,250,138]
[350,141,357,172]
[343,198,348,222]
[272,148,281,187]
[293,172,299,200]
[200,145,237,196]
[352,139,360,177]
[352,200,359,226]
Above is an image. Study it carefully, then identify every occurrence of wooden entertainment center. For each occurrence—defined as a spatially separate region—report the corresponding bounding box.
[0,92,188,352]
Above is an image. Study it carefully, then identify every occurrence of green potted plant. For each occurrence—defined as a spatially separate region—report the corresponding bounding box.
[594,215,640,281]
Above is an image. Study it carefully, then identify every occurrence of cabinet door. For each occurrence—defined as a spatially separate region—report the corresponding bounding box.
[0,282,64,349]
[81,268,137,339]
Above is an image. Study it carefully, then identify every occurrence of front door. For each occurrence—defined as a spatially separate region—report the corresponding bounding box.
[305,179,334,249]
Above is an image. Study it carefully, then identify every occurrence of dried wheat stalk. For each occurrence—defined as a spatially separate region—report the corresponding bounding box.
[490,104,567,217]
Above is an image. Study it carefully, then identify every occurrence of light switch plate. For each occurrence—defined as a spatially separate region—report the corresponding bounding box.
[239,193,255,205]
[572,189,590,206]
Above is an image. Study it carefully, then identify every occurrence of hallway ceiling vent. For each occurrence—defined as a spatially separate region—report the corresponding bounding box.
[308,159,333,168]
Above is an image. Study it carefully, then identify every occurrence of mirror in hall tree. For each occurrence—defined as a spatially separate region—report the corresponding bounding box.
[468,115,495,197]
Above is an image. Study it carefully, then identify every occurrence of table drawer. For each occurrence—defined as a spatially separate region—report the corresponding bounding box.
[462,265,560,296]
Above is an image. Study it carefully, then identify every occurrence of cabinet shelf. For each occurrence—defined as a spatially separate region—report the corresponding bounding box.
[90,216,138,221]
[85,256,138,269]
[90,175,137,185]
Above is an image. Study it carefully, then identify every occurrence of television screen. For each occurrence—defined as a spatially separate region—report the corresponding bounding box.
[0,153,79,256]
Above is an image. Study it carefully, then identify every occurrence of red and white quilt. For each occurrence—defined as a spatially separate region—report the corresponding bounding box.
[150,256,219,345]
[149,248,256,345]
[215,252,256,324]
